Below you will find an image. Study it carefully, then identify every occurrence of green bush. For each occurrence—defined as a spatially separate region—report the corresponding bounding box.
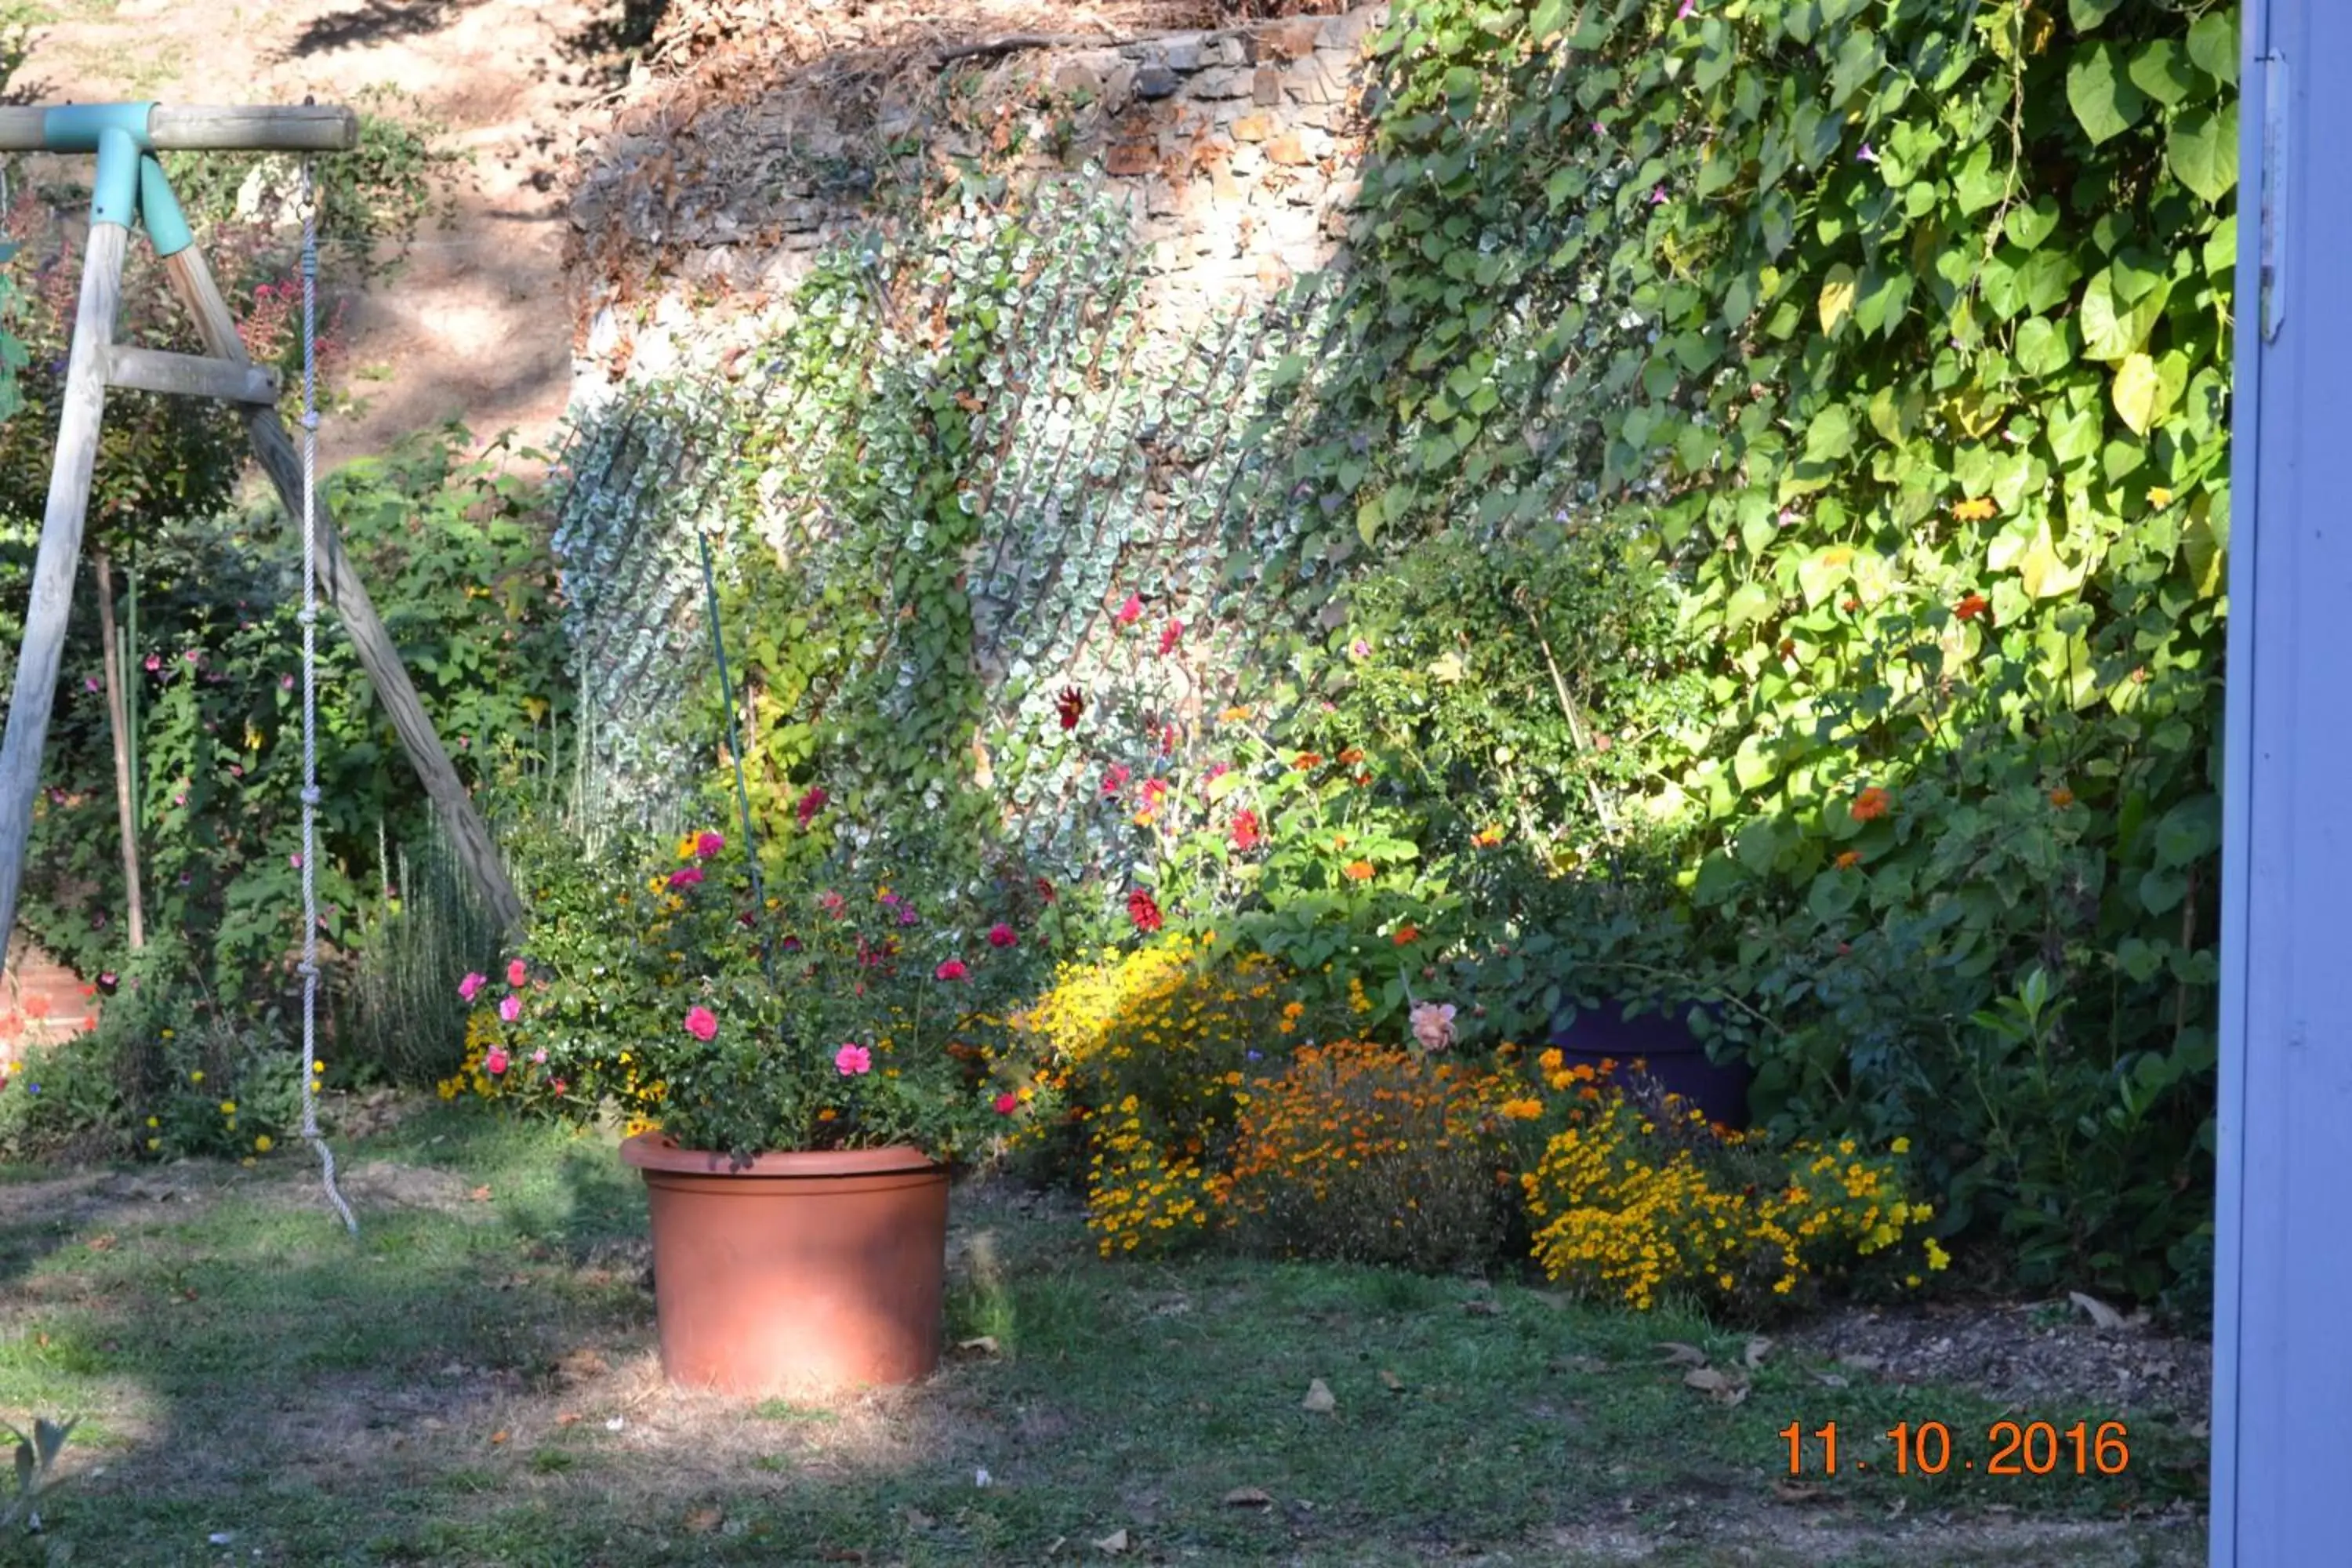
[339,815,504,1087]
[0,940,302,1163]
[1,426,565,998]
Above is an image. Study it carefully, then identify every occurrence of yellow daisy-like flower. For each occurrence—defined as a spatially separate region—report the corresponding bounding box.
[189,1069,204,1083]
[1890,1136,1910,1154]
[220,1101,238,1116]
[146,1138,160,1151]
[254,1134,273,1153]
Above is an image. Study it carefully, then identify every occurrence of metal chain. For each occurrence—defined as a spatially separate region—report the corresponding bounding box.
[297,155,357,1236]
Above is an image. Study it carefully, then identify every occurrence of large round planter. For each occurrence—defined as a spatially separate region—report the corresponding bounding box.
[1549,999,1751,1127]
[619,1134,949,1396]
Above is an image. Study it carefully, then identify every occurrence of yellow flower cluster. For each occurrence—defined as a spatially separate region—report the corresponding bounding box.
[1522,1091,1944,1312]
[1082,1099,1218,1256]
[436,1009,506,1103]
[1015,936,1282,1254]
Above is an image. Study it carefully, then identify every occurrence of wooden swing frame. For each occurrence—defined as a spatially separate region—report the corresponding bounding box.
[0,101,526,962]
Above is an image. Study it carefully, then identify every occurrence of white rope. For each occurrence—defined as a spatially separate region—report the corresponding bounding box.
[297,155,357,1236]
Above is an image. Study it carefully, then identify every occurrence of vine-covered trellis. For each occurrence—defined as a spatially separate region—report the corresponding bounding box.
[546,171,1356,880]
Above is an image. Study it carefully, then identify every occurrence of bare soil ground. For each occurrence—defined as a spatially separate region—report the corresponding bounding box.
[12,0,608,467]
[5,0,1270,476]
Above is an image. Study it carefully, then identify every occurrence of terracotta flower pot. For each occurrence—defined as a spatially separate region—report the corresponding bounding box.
[619,1134,949,1395]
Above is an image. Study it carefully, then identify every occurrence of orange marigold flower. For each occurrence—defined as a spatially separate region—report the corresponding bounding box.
[1849,786,1892,822]
[1472,825,1504,848]
[1342,860,1376,881]
[1955,592,1990,622]
[2049,786,2075,808]
[1339,747,1365,765]
[1953,496,1997,522]
[1834,850,1862,869]
[1294,752,1324,770]
[1392,925,1421,946]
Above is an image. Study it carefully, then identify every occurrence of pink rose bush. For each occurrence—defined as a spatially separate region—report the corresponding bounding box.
[441,819,1049,1160]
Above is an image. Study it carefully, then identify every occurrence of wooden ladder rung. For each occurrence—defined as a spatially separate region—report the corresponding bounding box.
[103,345,280,405]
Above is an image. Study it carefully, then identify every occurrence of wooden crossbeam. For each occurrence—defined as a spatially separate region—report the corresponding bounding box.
[103,345,279,404]
[0,104,357,153]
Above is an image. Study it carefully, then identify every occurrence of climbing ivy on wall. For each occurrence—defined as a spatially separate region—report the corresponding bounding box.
[1294,0,2236,1299]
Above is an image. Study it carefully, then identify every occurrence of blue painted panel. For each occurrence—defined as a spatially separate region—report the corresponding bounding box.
[2212,1,2352,1562]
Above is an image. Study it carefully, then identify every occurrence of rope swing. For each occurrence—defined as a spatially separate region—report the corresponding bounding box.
[294,154,354,1236]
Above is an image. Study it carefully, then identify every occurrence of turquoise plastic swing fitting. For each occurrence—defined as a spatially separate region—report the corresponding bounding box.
[36,103,194,256]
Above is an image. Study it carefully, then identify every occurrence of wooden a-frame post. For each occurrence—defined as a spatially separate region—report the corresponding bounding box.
[0,101,527,962]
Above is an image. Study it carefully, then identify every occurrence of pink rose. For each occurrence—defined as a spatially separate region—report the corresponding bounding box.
[459,972,486,1003]
[1409,1001,1457,1053]
[499,994,522,1024]
[695,830,725,858]
[993,1091,1018,1115]
[506,958,527,987]
[935,959,970,982]
[1116,592,1143,626]
[668,866,704,890]
[987,924,1017,949]
[835,1043,873,1076]
[532,1048,546,1065]
[684,1006,719,1042]
[485,1048,508,1075]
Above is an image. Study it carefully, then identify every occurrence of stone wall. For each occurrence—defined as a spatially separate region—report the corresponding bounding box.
[564,5,1386,392]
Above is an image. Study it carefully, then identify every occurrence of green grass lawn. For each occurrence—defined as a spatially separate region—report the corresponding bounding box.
[0,1106,2205,1565]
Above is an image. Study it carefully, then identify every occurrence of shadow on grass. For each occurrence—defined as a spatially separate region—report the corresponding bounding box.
[0,1105,2207,1566]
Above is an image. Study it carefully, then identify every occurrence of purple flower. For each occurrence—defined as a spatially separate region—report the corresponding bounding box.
[1650,184,1668,205]
[281,673,295,691]
[289,852,302,869]
[82,676,97,693]
[1857,143,1878,165]
[1677,0,1697,16]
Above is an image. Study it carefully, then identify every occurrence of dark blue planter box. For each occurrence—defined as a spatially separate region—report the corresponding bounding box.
[1548,999,1751,1127]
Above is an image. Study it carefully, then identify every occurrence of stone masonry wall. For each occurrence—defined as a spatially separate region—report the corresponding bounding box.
[564,5,1387,391]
